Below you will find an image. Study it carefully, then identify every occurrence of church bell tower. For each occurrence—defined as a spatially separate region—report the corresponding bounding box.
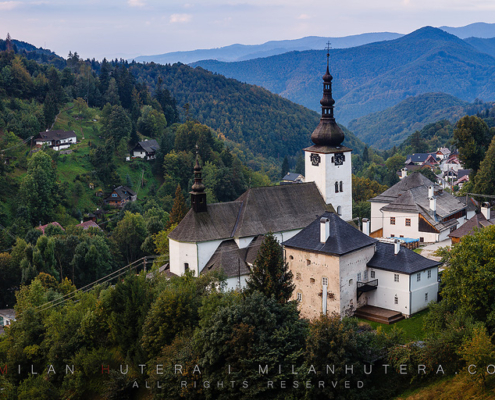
[304,46,352,221]
[190,149,207,213]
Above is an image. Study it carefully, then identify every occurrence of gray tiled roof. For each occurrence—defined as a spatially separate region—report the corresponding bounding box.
[369,172,434,204]
[405,153,436,163]
[37,130,76,141]
[135,139,159,154]
[169,183,331,242]
[282,212,377,256]
[202,240,253,278]
[282,172,303,181]
[368,242,441,274]
[449,213,493,239]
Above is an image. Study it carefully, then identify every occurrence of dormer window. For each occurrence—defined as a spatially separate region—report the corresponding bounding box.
[112,193,117,197]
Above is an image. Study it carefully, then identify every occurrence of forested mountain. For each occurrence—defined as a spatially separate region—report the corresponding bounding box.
[465,37,495,59]
[192,27,495,125]
[133,32,403,64]
[439,22,495,38]
[127,62,366,161]
[348,93,492,149]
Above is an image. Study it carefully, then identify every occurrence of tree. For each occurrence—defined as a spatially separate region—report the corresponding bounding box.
[441,225,495,326]
[19,151,58,225]
[43,91,59,128]
[295,152,305,175]
[459,326,495,387]
[112,211,147,264]
[419,167,437,183]
[474,135,495,196]
[101,104,132,145]
[280,155,289,179]
[352,175,388,203]
[453,116,490,174]
[245,232,295,304]
[410,130,428,153]
[168,184,187,228]
[385,153,406,174]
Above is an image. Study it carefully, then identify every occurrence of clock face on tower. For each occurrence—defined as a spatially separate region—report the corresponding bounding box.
[310,153,321,166]
[334,153,345,166]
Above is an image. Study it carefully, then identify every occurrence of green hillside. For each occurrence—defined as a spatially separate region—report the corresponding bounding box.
[192,27,495,126]
[127,62,367,160]
[347,92,490,149]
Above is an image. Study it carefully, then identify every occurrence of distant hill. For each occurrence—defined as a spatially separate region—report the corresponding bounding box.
[133,32,403,64]
[192,27,495,126]
[347,92,490,149]
[465,37,495,59]
[440,22,495,39]
[128,63,366,162]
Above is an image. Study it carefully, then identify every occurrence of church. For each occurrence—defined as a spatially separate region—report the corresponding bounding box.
[168,57,440,319]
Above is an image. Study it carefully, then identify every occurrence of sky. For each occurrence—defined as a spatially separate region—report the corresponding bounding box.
[1,0,494,60]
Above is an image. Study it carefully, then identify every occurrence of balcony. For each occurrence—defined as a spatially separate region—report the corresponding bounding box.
[357,279,378,300]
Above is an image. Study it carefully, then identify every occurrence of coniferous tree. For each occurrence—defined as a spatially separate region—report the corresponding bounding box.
[295,152,305,175]
[281,155,289,179]
[168,184,187,227]
[474,135,495,196]
[245,232,295,304]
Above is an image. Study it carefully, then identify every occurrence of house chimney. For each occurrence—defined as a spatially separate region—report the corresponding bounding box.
[362,218,370,236]
[428,186,434,198]
[394,239,401,255]
[430,197,437,214]
[481,202,491,220]
[401,168,407,179]
[320,217,330,244]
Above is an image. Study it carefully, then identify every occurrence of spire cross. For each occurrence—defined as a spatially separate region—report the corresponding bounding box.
[326,41,331,67]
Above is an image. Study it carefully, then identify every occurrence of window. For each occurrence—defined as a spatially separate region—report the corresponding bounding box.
[391,234,395,237]
[297,293,302,302]
[337,206,342,216]
[364,270,368,280]
[289,255,294,260]
[420,237,424,242]
[335,182,339,193]
[417,273,421,282]
[390,217,395,225]
[425,293,428,302]
[184,263,189,271]
[339,181,343,192]
[310,278,315,284]
[394,295,398,305]
[349,279,353,286]
[405,218,411,227]
[427,270,432,279]
[322,277,328,286]
[112,193,117,197]
[400,235,404,238]
[357,272,362,282]
[371,271,375,279]
[306,259,311,266]
[394,274,399,282]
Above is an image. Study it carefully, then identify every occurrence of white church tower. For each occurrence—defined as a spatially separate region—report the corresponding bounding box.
[304,50,352,221]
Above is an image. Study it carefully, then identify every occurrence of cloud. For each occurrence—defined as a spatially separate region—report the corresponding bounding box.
[0,1,19,10]
[170,13,191,23]
[128,0,145,7]
[298,13,310,20]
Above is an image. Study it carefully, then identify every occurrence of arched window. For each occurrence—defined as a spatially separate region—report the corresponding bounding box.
[394,295,398,305]
[337,206,342,216]
[335,182,339,193]
[340,181,343,192]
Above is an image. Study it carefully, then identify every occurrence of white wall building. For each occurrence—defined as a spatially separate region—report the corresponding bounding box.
[369,172,475,242]
[35,130,77,151]
[284,212,441,319]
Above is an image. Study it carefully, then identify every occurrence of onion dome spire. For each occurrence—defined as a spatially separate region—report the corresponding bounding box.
[310,42,345,147]
[190,145,207,213]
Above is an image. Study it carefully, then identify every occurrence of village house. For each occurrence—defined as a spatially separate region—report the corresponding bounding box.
[369,172,476,242]
[36,222,64,235]
[284,212,441,320]
[75,220,102,230]
[449,203,493,244]
[168,58,352,290]
[0,309,16,334]
[104,185,137,207]
[281,172,305,183]
[128,139,159,160]
[35,130,77,151]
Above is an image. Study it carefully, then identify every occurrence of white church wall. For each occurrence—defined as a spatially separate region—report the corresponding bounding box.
[169,239,198,276]
[225,275,249,291]
[197,239,225,274]
[304,150,352,221]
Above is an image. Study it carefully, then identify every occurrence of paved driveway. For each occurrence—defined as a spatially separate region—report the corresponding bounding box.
[420,238,451,261]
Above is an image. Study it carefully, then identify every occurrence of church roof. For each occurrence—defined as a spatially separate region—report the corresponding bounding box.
[168,182,331,243]
[282,212,377,256]
[368,242,441,274]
